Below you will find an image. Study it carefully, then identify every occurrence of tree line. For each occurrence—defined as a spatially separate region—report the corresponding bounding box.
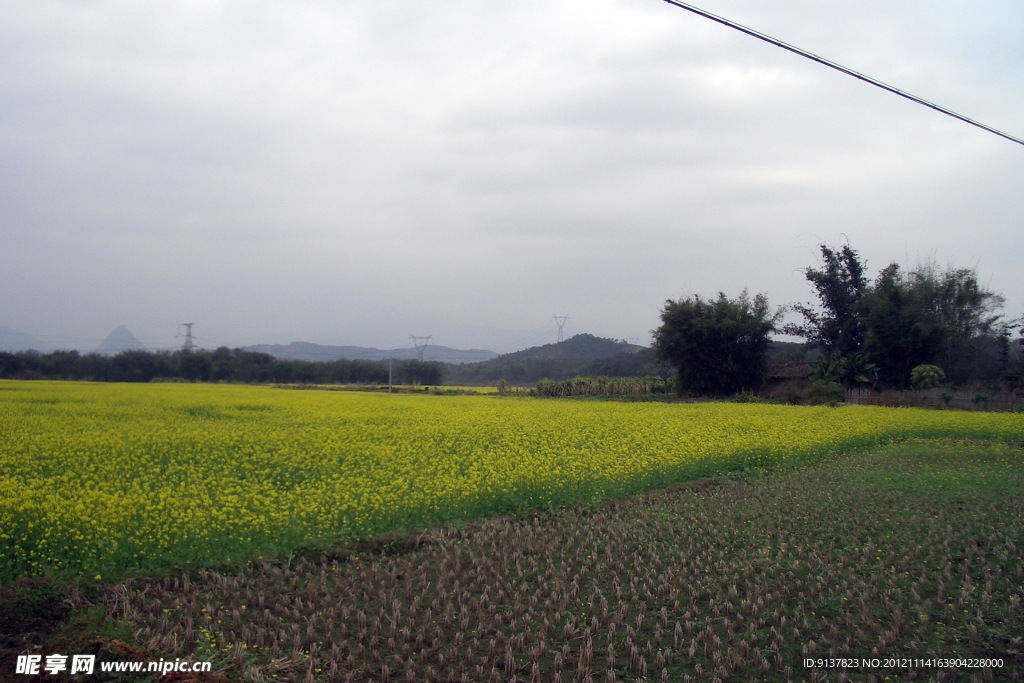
[654,242,1021,397]
[4,242,1017,396]
[0,347,445,385]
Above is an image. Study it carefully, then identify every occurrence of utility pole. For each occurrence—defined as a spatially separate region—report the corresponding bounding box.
[179,323,195,353]
[552,316,569,343]
[409,335,432,362]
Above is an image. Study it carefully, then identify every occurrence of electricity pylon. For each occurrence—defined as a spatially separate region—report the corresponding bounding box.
[410,335,432,362]
[552,316,569,343]
[179,323,195,353]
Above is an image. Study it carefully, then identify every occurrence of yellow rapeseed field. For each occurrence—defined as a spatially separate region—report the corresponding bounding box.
[2,380,1022,579]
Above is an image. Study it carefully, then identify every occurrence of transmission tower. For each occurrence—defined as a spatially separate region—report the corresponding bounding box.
[552,316,569,343]
[409,335,432,362]
[178,323,195,353]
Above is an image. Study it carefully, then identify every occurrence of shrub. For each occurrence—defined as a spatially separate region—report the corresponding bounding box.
[805,380,844,406]
[910,364,945,390]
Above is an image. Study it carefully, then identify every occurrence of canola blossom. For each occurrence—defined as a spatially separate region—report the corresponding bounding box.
[2,380,1022,579]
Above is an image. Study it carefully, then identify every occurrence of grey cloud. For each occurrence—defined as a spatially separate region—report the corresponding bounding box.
[1,0,1021,352]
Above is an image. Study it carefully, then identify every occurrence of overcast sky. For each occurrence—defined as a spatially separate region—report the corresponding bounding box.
[2,0,1021,354]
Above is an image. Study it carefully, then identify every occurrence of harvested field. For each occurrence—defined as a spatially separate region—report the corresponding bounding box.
[80,440,1024,682]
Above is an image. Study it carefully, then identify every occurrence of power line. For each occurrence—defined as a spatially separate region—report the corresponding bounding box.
[659,0,1024,147]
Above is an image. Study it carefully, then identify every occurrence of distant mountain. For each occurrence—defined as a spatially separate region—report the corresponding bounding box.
[243,342,385,362]
[444,334,652,385]
[492,333,644,363]
[0,326,53,353]
[95,325,147,355]
[243,341,498,365]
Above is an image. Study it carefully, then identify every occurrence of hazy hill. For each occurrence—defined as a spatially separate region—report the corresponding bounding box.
[493,333,644,362]
[95,325,147,355]
[0,326,53,353]
[444,334,651,385]
[243,341,497,365]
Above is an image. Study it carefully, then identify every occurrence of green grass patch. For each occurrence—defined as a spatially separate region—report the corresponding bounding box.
[838,438,1024,498]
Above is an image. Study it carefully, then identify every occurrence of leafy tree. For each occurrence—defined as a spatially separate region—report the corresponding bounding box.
[397,360,445,386]
[785,243,869,357]
[37,350,82,378]
[106,350,173,382]
[862,259,1003,386]
[1003,314,1024,389]
[789,243,1006,388]
[233,350,276,383]
[208,347,237,382]
[175,351,212,382]
[0,351,36,378]
[653,290,780,396]
[861,263,946,388]
[907,260,1004,384]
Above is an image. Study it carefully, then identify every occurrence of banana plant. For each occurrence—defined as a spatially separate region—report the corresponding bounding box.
[811,349,877,387]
